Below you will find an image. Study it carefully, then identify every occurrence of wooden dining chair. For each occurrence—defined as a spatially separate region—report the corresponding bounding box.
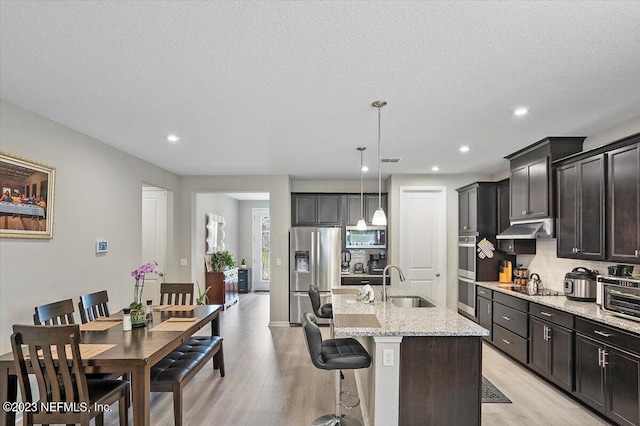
[160,283,195,305]
[78,290,111,323]
[33,298,76,325]
[11,324,129,426]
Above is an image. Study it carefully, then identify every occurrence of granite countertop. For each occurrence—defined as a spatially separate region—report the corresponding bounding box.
[477,282,640,335]
[332,286,489,338]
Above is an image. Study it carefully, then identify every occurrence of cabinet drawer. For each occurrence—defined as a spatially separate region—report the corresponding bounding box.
[493,324,528,364]
[529,303,573,329]
[494,292,528,312]
[493,302,528,337]
[341,276,389,285]
[476,287,492,299]
[575,317,640,355]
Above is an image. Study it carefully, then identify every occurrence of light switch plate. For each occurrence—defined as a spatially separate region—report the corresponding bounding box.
[180,258,188,266]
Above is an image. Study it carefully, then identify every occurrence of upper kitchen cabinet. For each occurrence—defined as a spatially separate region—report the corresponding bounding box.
[292,193,342,226]
[607,142,640,263]
[556,153,606,260]
[346,194,388,226]
[456,182,497,236]
[497,179,510,235]
[505,137,585,221]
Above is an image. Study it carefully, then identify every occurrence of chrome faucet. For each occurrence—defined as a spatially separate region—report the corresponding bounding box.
[382,265,406,302]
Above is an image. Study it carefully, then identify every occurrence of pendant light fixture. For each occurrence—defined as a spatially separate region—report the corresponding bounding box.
[356,147,367,231]
[371,100,388,226]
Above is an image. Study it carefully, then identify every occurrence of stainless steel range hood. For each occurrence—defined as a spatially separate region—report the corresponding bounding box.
[496,218,555,239]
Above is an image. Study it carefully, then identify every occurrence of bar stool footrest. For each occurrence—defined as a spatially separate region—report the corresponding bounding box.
[312,414,363,426]
[339,390,360,410]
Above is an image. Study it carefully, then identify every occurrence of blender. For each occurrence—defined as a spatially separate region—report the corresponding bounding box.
[341,250,351,273]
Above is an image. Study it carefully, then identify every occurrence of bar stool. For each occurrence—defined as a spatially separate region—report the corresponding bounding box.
[308,285,333,319]
[301,312,371,426]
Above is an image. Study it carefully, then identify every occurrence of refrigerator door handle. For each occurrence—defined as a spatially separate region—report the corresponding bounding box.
[310,231,315,285]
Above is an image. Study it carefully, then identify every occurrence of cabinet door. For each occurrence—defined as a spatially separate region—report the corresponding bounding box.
[365,194,386,224]
[578,155,605,260]
[510,165,529,220]
[346,195,362,225]
[608,143,640,263]
[317,195,341,225]
[556,162,579,258]
[548,324,574,392]
[607,347,640,426]
[527,158,550,218]
[497,180,510,234]
[458,188,477,234]
[529,316,550,376]
[477,296,492,341]
[293,195,318,225]
[574,334,606,413]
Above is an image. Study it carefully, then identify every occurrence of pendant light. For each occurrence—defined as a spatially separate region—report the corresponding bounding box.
[371,100,387,226]
[356,147,367,230]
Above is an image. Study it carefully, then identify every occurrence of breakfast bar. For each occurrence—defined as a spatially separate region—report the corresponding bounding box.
[332,286,489,425]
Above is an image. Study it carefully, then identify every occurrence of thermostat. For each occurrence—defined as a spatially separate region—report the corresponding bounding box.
[96,240,108,254]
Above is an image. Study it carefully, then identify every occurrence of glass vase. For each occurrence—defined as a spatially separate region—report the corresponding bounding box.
[131,279,147,327]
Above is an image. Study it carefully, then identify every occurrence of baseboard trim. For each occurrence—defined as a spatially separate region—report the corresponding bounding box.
[268,321,290,327]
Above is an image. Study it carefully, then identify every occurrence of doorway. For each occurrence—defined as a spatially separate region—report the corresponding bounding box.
[142,186,167,304]
[398,186,447,306]
[252,208,270,292]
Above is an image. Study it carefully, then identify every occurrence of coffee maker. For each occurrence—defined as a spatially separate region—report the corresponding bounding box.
[368,252,386,275]
[341,250,351,273]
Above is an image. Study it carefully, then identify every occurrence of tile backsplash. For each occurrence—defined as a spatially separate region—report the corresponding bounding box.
[516,239,628,292]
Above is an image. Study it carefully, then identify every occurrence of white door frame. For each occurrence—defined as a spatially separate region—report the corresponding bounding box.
[252,208,270,292]
[398,186,447,306]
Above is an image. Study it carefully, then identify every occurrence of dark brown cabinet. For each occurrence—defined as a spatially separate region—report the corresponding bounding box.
[292,194,342,226]
[476,292,492,342]
[497,179,510,234]
[556,154,606,260]
[505,136,584,222]
[456,182,498,236]
[346,194,387,226]
[491,293,529,364]
[574,318,640,426]
[529,316,574,392]
[608,143,640,263]
[205,269,239,309]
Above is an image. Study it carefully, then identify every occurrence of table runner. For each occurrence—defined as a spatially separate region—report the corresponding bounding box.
[26,344,116,360]
[80,321,121,331]
[149,317,198,332]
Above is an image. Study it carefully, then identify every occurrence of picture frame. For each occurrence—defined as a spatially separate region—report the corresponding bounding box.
[0,152,56,239]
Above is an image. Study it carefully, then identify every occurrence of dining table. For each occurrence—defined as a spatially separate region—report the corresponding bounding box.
[0,304,223,426]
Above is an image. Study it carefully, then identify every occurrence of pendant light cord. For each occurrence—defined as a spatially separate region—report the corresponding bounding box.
[377,106,382,209]
[360,148,365,218]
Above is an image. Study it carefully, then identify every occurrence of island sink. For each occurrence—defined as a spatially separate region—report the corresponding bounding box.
[389,295,435,308]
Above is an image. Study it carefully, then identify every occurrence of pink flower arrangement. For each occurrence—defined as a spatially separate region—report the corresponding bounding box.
[131,261,159,281]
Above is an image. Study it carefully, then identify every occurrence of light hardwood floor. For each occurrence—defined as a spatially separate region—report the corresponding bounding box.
[104,292,611,426]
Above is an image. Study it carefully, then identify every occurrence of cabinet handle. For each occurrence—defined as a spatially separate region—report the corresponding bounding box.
[463,226,468,230]
[361,280,370,284]
[594,330,612,338]
[572,248,576,253]
[521,210,527,215]
[546,326,552,341]
[502,339,511,345]
[502,316,512,321]
[488,305,491,315]
[636,249,639,257]
[598,348,602,367]
[540,311,553,317]
[602,350,608,367]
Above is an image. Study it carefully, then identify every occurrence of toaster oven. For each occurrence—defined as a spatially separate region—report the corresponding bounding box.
[597,275,640,322]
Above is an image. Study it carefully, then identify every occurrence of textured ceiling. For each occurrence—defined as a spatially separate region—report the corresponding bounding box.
[1,1,639,179]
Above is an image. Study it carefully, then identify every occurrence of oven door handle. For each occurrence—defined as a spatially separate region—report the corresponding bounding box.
[609,289,640,300]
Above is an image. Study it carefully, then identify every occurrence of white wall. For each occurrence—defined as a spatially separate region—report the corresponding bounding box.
[177,176,291,325]
[0,100,180,354]
[193,193,240,288]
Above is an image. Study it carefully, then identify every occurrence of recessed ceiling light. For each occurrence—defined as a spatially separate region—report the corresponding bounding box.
[513,107,529,116]
[431,166,440,172]
[459,146,470,153]
[361,166,369,172]
[166,134,181,143]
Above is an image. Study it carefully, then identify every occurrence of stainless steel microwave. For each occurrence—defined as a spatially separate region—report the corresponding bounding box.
[345,226,386,249]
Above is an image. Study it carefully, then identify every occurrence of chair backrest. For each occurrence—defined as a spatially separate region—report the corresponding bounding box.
[34,299,76,325]
[160,283,195,305]
[301,312,326,369]
[11,324,90,406]
[78,290,111,323]
[307,285,323,317]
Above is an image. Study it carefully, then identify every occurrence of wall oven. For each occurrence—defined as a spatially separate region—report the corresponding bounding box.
[597,275,640,322]
[457,236,477,319]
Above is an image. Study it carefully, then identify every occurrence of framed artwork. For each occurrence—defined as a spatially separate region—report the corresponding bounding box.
[0,152,56,239]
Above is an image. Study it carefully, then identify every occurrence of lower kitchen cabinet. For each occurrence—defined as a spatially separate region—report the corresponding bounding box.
[529,316,574,392]
[476,290,492,342]
[491,292,529,364]
[574,318,640,426]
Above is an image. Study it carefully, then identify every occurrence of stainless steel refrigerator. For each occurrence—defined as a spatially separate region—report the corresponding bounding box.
[290,227,341,325]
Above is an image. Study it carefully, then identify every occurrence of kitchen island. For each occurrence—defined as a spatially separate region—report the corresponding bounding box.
[332,286,489,426]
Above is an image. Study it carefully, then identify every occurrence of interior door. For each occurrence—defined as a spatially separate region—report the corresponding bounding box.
[252,208,270,291]
[142,187,167,304]
[399,187,446,306]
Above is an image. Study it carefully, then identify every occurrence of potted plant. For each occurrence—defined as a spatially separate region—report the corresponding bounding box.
[211,250,235,271]
[240,258,247,269]
[195,281,210,305]
[130,261,159,327]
